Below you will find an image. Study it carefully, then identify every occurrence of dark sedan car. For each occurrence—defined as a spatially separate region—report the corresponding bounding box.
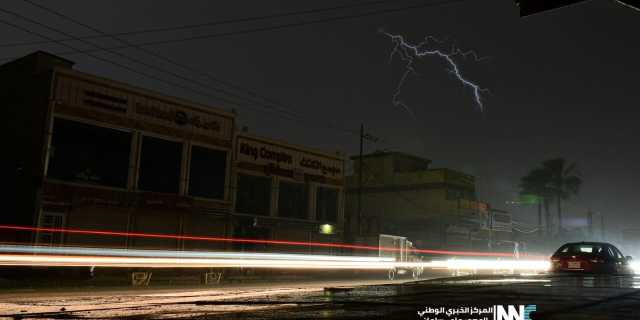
[550,242,634,274]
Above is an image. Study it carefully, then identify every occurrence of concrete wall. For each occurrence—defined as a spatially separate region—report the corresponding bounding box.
[0,53,64,243]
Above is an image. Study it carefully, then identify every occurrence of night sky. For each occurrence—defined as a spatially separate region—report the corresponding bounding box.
[1,0,638,234]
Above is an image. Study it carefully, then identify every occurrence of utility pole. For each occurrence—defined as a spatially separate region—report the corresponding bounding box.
[488,209,493,250]
[600,214,605,241]
[357,124,364,238]
[587,210,593,238]
[356,124,378,238]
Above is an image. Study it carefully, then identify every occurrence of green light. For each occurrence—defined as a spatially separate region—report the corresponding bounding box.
[519,194,540,205]
[319,224,334,235]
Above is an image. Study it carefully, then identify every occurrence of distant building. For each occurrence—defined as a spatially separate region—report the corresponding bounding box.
[2,51,345,252]
[345,151,494,250]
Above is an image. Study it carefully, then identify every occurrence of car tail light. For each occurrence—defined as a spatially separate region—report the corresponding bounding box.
[551,258,560,263]
[590,258,604,263]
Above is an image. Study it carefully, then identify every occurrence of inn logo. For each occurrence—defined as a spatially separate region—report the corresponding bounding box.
[495,305,536,320]
[417,305,536,320]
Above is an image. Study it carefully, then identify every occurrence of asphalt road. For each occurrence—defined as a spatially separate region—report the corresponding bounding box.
[1,274,640,319]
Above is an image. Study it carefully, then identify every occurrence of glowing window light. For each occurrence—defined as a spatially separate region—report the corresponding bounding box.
[319,224,334,235]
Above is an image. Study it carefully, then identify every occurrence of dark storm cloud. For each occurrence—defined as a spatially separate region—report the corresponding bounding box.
[1,0,638,233]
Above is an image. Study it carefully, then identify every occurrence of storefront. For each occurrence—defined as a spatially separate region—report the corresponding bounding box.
[231,134,345,253]
[3,52,345,254]
[2,52,236,249]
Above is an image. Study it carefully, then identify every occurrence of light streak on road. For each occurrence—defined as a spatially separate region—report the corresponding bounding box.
[0,245,550,273]
[439,258,551,272]
[0,245,394,262]
[0,225,536,258]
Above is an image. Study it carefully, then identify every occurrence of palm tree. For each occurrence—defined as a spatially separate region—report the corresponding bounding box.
[540,158,582,234]
[519,168,553,236]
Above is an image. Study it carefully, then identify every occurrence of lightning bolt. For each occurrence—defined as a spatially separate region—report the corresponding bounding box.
[383,31,488,115]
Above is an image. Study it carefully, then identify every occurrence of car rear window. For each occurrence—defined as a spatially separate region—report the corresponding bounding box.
[556,244,605,255]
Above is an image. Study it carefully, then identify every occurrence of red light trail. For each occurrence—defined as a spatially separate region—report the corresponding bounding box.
[0,224,531,258]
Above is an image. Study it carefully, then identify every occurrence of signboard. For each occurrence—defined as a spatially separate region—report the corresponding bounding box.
[53,70,233,141]
[236,135,343,179]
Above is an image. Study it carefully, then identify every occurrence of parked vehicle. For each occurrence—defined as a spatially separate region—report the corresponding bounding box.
[550,242,633,275]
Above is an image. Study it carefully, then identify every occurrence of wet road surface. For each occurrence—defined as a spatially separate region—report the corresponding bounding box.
[2,274,640,319]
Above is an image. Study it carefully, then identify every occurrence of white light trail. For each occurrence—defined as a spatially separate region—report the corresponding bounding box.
[0,245,393,262]
[0,245,550,273]
[383,31,488,115]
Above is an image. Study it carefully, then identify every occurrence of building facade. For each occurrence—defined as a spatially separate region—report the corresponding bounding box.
[230,133,345,253]
[345,152,497,250]
[2,51,345,253]
[3,51,236,250]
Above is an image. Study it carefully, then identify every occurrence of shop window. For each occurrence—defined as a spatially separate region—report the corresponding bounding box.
[188,146,227,200]
[235,174,271,215]
[47,118,131,188]
[316,187,339,222]
[278,181,308,219]
[138,136,182,193]
[36,212,65,246]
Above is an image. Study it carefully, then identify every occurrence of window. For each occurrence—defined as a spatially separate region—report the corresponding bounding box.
[613,247,625,259]
[47,118,131,188]
[578,246,596,253]
[235,174,271,215]
[316,187,338,222]
[188,146,227,200]
[278,181,308,219]
[36,212,65,246]
[138,136,182,193]
[556,244,604,255]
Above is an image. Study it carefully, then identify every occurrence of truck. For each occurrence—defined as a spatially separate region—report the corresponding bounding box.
[377,234,424,280]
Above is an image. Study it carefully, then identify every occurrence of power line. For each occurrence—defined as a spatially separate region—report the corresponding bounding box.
[17,0,358,137]
[13,1,304,122]
[2,0,468,143]
[0,18,255,112]
[0,0,467,140]
[0,0,402,49]
[0,8,253,106]
[0,0,468,61]
[0,8,355,136]
[0,16,353,137]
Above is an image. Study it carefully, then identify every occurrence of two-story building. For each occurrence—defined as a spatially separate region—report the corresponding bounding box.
[2,51,236,250]
[230,133,345,254]
[2,51,346,253]
[345,151,497,250]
